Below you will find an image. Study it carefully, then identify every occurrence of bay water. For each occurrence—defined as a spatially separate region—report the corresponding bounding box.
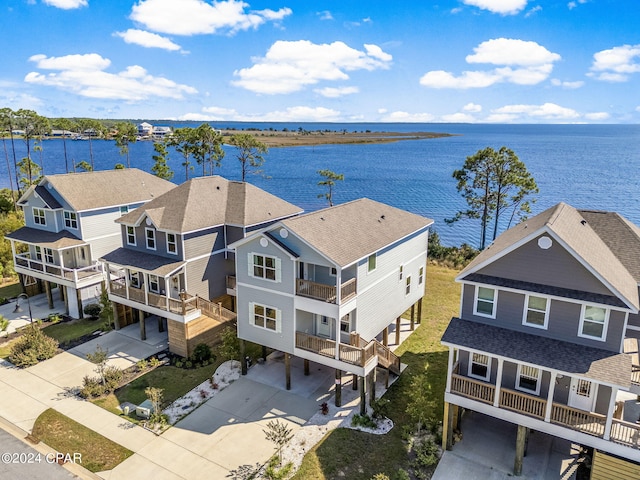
[2,123,639,248]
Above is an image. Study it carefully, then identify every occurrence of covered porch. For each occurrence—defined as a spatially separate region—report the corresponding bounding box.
[295,260,357,304]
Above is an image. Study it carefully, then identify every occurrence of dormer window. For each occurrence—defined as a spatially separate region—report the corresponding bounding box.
[33,208,46,226]
[145,228,156,250]
[120,206,129,216]
[64,211,78,229]
[126,226,136,246]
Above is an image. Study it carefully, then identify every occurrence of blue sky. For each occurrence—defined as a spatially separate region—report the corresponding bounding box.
[1,0,639,123]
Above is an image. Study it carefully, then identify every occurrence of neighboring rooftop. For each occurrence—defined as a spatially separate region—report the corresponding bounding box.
[118,176,303,233]
[281,198,434,268]
[18,169,175,212]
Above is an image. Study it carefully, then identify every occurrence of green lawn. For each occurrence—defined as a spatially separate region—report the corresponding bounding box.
[42,318,103,346]
[292,264,460,480]
[31,408,133,472]
[0,281,21,300]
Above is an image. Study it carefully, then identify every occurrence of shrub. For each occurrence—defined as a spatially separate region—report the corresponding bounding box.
[351,414,377,429]
[412,438,439,469]
[103,365,123,390]
[47,313,61,324]
[394,469,410,480]
[218,326,240,361]
[149,357,161,368]
[371,398,390,419]
[175,360,183,368]
[371,474,390,480]
[136,359,148,372]
[83,303,101,318]
[9,324,59,367]
[80,375,104,399]
[184,360,193,369]
[0,315,9,333]
[192,343,213,363]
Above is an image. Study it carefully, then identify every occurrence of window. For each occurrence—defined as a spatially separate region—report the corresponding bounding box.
[44,248,54,264]
[330,267,337,277]
[405,276,412,296]
[579,305,608,340]
[148,274,159,293]
[64,211,78,229]
[251,303,280,332]
[469,352,490,381]
[145,228,156,250]
[419,266,424,285]
[166,233,177,255]
[120,206,129,216]
[129,271,141,288]
[126,226,136,246]
[34,246,42,261]
[368,253,377,272]
[33,208,46,225]
[516,365,541,395]
[249,253,279,282]
[523,295,549,329]
[474,286,497,318]
[340,314,351,333]
[399,265,404,281]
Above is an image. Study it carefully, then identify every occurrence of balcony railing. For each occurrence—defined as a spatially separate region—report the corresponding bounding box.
[296,277,357,304]
[295,331,377,367]
[226,275,237,290]
[449,372,640,450]
[109,280,235,322]
[15,253,102,284]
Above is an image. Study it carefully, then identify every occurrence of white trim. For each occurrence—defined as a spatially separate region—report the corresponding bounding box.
[418,266,424,285]
[249,302,282,333]
[473,285,497,319]
[522,294,551,330]
[367,253,377,273]
[126,226,136,246]
[248,252,281,283]
[145,227,157,251]
[468,351,491,381]
[515,364,542,396]
[83,232,119,242]
[625,324,640,332]
[398,264,404,282]
[32,207,46,226]
[405,275,412,297]
[237,281,295,298]
[185,248,227,263]
[148,274,160,293]
[578,304,609,342]
[63,210,78,230]
[166,232,178,256]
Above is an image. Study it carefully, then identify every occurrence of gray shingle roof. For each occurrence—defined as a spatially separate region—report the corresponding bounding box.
[459,202,639,311]
[117,176,302,233]
[37,169,175,212]
[442,317,631,388]
[34,185,62,209]
[6,226,86,249]
[281,198,433,268]
[101,248,185,276]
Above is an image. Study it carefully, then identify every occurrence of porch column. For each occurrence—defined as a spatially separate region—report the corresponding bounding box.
[142,272,149,306]
[442,402,454,450]
[240,340,247,375]
[603,386,619,441]
[157,316,164,333]
[410,304,415,331]
[514,425,528,476]
[304,359,310,376]
[352,373,358,390]
[124,270,131,300]
[395,317,401,345]
[335,369,342,407]
[112,301,121,330]
[45,280,54,309]
[138,309,146,341]
[359,376,367,415]
[335,271,341,304]
[285,354,291,390]
[334,318,340,361]
[262,345,268,362]
[59,284,65,301]
[417,299,422,324]
[493,358,504,407]
[544,372,557,422]
[76,289,83,318]
[369,368,377,407]
[382,327,388,347]
[445,347,455,393]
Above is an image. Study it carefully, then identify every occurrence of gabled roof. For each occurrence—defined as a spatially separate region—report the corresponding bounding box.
[459,202,639,311]
[19,169,175,212]
[6,226,86,249]
[118,176,302,233]
[280,198,433,268]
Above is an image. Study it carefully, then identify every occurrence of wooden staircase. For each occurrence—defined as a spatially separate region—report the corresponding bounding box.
[373,340,401,375]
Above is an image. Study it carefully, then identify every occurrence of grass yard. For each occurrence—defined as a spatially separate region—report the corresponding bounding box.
[42,318,104,347]
[292,264,460,480]
[31,408,133,472]
[0,281,21,300]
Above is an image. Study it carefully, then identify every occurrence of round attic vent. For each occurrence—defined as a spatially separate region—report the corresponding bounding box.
[279,228,288,238]
[145,217,152,226]
[538,236,553,250]
[260,238,269,247]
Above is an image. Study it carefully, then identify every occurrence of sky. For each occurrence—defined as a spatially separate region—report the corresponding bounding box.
[1,0,639,123]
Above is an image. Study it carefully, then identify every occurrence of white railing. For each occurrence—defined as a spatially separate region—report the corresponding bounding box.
[14,253,102,283]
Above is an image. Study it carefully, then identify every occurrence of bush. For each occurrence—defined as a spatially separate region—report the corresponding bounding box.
[191,343,213,363]
[351,414,377,429]
[0,315,9,333]
[80,375,104,399]
[412,438,439,469]
[371,398,390,419]
[9,324,59,367]
[394,469,410,480]
[149,357,161,368]
[136,359,148,372]
[103,365,123,390]
[83,303,101,318]
[47,313,61,324]
[218,326,240,361]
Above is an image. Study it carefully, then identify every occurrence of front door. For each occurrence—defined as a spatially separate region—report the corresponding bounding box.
[316,315,331,338]
[568,377,597,412]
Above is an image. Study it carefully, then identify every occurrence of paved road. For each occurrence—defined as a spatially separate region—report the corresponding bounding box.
[0,428,78,479]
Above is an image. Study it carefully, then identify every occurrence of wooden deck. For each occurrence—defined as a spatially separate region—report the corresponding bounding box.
[14,253,103,284]
[449,373,640,450]
[295,278,357,304]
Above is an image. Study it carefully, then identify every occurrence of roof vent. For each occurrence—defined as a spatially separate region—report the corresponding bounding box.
[538,236,553,250]
[320,217,324,221]
[216,186,220,190]
[380,215,385,220]
[580,219,587,225]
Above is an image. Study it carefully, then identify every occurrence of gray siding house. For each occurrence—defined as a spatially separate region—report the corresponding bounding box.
[102,176,302,357]
[5,169,174,318]
[441,202,640,471]
[232,198,433,407]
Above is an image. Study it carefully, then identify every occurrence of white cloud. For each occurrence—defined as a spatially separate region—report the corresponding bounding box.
[115,29,183,51]
[130,0,291,36]
[43,0,87,9]
[588,44,640,82]
[551,79,584,89]
[0,91,43,110]
[524,5,542,17]
[25,53,197,101]
[317,10,333,20]
[441,112,475,122]
[180,105,342,122]
[314,86,359,98]
[233,40,392,94]
[462,0,528,15]
[584,112,610,120]
[568,0,587,10]
[636,106,640,113]
[486,102,580,122]
[463,103,482,112]
[380,111,436,122]
[420,38,560,89]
